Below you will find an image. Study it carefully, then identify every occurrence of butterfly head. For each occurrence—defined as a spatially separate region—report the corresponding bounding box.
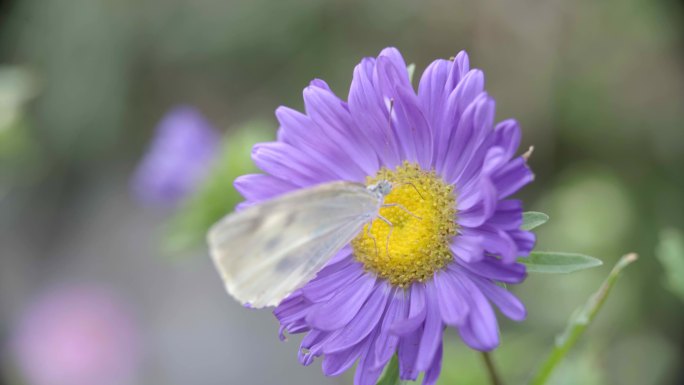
[368,180,392,200]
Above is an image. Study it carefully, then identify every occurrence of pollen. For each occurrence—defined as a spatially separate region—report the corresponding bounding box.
[351,162,457,287]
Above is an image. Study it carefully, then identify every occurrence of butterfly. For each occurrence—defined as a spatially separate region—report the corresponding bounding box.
[207,180,393,308]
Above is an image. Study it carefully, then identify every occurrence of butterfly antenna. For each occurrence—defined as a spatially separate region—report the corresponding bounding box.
[396,181,425,200]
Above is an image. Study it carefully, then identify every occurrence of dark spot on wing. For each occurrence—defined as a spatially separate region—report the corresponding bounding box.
[266,236,281,250]
[276,256,295,272]
[245,220,262,233]
[282,212,298,227]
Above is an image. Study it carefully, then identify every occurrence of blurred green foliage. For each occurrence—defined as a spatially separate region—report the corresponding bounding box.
[163,121,274,254]
[656,228,684,303]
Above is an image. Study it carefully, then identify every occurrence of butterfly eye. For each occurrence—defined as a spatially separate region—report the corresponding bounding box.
[378,180,392,196]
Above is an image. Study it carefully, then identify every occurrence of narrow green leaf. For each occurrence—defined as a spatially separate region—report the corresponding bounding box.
[521,211,549,231]
[656,228,684,302]
[521,252,603,274]
[376,355,400,385]
[407,63,416,83]
[527,253,638,385]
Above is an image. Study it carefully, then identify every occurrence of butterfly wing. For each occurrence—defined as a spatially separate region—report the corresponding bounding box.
[207,181,380,308]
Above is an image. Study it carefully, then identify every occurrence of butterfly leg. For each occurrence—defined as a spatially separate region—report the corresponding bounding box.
[366,219,380,258]
[381,203,422,220]
[377,214,394,258]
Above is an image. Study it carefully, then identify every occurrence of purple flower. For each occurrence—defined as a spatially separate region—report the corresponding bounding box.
[236,48,535,384]
[131,106,220,206]
[9,285,141,385]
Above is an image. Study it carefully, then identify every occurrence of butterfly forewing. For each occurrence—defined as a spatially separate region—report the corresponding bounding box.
[207,182,381,308]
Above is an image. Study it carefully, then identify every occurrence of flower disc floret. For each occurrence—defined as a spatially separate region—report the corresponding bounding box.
[352,162,457,286]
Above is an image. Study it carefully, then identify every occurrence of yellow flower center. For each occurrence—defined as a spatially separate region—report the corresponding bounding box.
[351,162,457,287]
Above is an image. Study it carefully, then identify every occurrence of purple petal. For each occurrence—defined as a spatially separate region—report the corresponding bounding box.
[493,119,521,160]
[458,317,492,351]
[492,157,534,199]
[303,83,379,175]
[458,274,500,350]
[234,173,297,203]
[463,225,518,263]
[354,333,385,385]
[422,342,443,385]
[450,234,485,263]
[275,106,322,148]
[301,260,364,303]
[372,290,407,368]
[434,70,485,171]
[392,84,434,169]
[309,78,332,91]
[456,175,498,227]
[418,59,450,127]
[433,270,470,326]
[398,329,422,381]
[347,58,402,168]
[377,47,412,89]
[446,51,471,89]
[510,229,536,257]
[252,142,334,186]
[274,294,310,333]
[415,283,443,371]
[322,282,390,354]
[299,330,325,365]
[390,283,426,335]
[276,101,367,182]
[454,256,527,284]
[306,274,376,331]
[441,92,493,184]
[473,278,526,321]
[488,199,524,230]
[321,340,366,376]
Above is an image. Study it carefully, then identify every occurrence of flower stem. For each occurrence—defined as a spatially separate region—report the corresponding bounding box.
[375,355,400,385]
[482,351,503,385]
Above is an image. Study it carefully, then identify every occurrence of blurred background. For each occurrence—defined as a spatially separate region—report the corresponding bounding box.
[1,0,683,384]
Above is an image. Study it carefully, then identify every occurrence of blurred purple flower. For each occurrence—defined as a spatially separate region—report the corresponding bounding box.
[131,106,221,206]
[10,286,141,385]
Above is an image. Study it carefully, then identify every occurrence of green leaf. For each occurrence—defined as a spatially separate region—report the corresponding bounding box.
[655,228,684,303]
[407,63,416,83]
[528,253,638,385]
[376,355,400,385]
[521,211,549,231]
[521,252,603,274]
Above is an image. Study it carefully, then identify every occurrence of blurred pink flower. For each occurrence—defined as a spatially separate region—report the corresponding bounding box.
[10,286,141,385]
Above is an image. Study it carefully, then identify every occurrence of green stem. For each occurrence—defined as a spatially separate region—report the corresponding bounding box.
[482,351,504,385]
[528,253,638,385]
[375,355,400,385]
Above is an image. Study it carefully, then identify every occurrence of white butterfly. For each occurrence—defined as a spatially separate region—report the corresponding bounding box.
[207,180,393,308]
